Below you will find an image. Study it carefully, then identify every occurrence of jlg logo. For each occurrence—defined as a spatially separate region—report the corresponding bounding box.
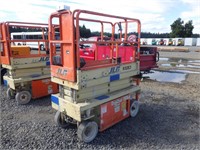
[32,57,49,63]
[56,68,67,76]
[39,57,49,61]
[109,66,120,74]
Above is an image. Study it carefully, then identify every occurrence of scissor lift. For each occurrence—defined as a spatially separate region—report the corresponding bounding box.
[49,8,141,142]
[0,22,58,104]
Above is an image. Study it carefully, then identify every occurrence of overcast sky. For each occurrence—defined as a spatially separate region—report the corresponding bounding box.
[0,0,199,33]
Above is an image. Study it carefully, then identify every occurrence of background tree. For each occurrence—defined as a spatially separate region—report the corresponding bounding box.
[170,18,185,37]
[170,18,194,37]
[9,21,196,38]
[79,25,91,38]
[184,20,194,37]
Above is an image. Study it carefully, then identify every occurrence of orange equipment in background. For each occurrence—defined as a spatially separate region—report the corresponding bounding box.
[10,46,30,56]
[0,21,58,105]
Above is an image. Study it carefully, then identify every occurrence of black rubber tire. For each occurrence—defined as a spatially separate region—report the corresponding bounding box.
[1,68,7,85]
[54,111,70,129]
[40,44,45,51]
[77,121,98,143]
[15,91,31,105]
[6,88,15,99]
[130,100,139,117]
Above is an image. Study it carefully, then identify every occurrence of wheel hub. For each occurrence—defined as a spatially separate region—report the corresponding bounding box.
[21,94,27,101]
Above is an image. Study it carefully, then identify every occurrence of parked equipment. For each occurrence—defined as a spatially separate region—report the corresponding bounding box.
[168,38,174,45]
[140,46,159,73]
[159,39,164,45]
[49,8,141,142]
[0,22,58,104]
[177,38,184,46]
[142,40,147,45]
[152,39,157,45]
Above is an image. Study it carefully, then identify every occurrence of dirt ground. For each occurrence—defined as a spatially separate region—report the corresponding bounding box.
[0,48,200,149]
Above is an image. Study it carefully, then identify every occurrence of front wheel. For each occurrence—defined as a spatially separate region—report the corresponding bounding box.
[6,88,15,99]
[77,121,98,143]
[1,68,7,85]
[40,44,45,51]
[15,90,31,105]
[130,100,139,117]
[54,111,70,128]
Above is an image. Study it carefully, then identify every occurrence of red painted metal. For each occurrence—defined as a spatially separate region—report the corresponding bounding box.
[31,78,58,99]
[100,95,130,131]
[140,46,159,72]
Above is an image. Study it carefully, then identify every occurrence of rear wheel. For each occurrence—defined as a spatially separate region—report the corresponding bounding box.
[130,100,139,117]
[77,121,98,143]
[1,68,7,85]
[6,88,15,99]
[40,44,45,51]
[54,111,70,128]
[15,90,31,105]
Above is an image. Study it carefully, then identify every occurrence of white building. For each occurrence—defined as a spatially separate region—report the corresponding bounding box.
[184,38,197,46]
[146,38,152,45]
[196,38,200,46]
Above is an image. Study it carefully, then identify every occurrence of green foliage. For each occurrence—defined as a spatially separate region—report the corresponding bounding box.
[192,33,200,38]
[91,31,101,37]
[170,18,185,37]
[91,31,118,38]
[170,18,194,37]
[184,20,194,37]
[79,25,91,38]
[90,31,170,38]
[141,32,170,38]
[9,21,196,39]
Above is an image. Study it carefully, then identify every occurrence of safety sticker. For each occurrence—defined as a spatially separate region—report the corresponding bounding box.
[48,85,53,94]
[101,105,107,115]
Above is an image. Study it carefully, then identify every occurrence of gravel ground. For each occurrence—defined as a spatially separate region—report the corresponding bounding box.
[0,50,200,149]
